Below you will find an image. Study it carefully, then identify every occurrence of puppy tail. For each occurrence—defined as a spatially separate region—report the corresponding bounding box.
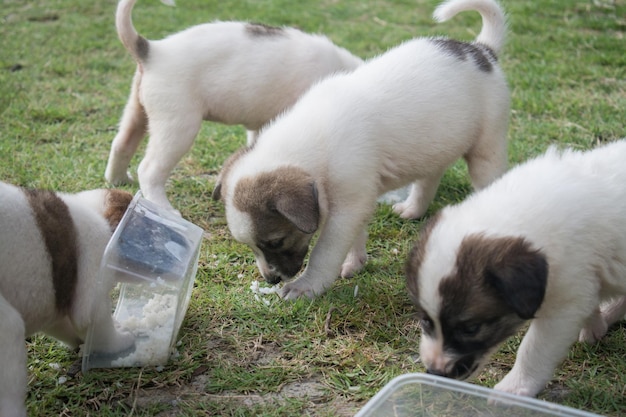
[116,0,150,63]
[433,0,507,56]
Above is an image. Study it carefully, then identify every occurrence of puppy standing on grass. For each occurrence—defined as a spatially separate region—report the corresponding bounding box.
[0,183,135,417]
[406,139,626,397]
[104,0,363,213]
[213,0,510,300]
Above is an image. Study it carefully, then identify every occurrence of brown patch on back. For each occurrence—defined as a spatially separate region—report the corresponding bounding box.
[104,189,133,231]
[24,189,78,315]
[245,22,285,38]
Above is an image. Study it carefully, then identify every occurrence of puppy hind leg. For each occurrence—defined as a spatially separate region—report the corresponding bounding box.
[137,114,203,212]
[465,129,508,190]
[341,227,368,278]
[579,296,626,343]
[105,71,148,185]
[578,307,608,343]
[600,295,626,329]
[0,298,28,417]
[392,174,442,220]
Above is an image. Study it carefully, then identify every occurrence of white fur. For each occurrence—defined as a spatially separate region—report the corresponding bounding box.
[417,139,626,397]
[104,0,363,212]
[222,0,509,300]
[0,184,134,417]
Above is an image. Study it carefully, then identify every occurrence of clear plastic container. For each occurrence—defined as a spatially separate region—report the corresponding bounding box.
[355,373,601,417]
[82,192,203,372]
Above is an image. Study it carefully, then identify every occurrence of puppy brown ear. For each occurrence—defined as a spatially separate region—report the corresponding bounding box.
[275,181,319,234]
[484,237,548,320]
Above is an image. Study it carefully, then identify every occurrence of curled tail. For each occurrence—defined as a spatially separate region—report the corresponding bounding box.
[116,0,150,62]
[433,0,507,56]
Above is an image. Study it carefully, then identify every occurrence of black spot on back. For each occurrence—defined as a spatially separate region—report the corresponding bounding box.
[245,22,285,37]
[431,38,497,73]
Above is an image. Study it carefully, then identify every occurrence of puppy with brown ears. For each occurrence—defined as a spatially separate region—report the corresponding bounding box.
[213,0,510,300]
[104,0,363,212]
[406,139,626,397]
[0,183,135,417]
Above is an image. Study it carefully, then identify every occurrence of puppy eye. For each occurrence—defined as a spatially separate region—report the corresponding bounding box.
[261,238,284,250]
[420,318,434,333]
[461,323,481,337]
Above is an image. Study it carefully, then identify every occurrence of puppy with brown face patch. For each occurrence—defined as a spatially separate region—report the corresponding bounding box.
[0,183,135,417]
[406,139,626,397]
[213,0,510,300]
[104,0,363,213]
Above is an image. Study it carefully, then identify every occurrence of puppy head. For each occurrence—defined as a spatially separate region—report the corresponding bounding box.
[406,220,548,380]
[216,166,320,284]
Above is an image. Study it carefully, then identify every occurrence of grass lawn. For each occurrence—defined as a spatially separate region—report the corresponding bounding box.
[1,0,625,416]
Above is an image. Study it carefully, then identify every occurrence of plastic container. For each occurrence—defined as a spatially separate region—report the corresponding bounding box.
[82,192,203,372]
[355,373,601,417]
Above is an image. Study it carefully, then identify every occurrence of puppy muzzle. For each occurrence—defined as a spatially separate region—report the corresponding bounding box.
[426,353,479,380]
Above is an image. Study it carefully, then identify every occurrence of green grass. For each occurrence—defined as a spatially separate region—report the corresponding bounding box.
[1,0,625,416]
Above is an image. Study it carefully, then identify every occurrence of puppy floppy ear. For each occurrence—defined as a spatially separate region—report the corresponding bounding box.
[483,237,548,320]
[274,181,319,234]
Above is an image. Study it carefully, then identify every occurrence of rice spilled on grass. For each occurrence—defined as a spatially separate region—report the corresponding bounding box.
[250,280,281,305]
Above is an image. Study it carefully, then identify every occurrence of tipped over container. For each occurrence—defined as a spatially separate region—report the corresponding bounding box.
[82,192,203,372]
[355,373,601,417]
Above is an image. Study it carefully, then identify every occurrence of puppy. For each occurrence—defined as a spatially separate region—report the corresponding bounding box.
[0,183,135,417]
[213,0,510,300]
[104,0,363,212]
[406,139,626,397]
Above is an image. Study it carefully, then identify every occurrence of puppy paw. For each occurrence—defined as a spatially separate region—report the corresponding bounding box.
[578,311,608,343]
[279,282,317,300]
[493,378,534,398]
[340,251,367,278]
[392,201,425,220]
[105,168,135,185]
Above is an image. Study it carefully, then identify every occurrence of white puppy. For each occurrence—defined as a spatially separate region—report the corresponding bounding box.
[406,139,626,397]
[213,0,510,300]
[104,0,363,212]
[0,183,136,417]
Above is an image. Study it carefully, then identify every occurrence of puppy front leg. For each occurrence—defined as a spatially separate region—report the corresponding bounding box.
[495,315,584,397]
[580,296,626,343]
[0,299,28,417]
[281,209,371,300]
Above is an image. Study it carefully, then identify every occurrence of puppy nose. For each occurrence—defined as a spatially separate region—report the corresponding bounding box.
[264,273,283,285]
[426,368,447,377]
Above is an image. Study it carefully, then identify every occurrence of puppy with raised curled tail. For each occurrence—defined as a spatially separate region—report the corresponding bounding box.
[104,0,363,212]
[0,183,135,417]
[406,139,626,397]
[213,0,510,300]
